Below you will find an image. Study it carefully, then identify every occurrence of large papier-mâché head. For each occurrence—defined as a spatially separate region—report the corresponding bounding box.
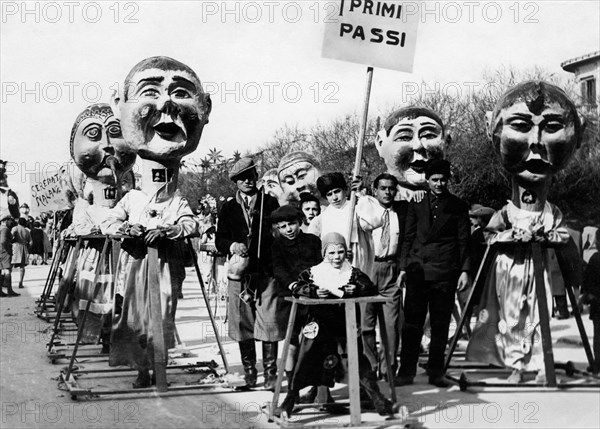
[70,103,136,184]
[112,56,212,162]
[376,106,448,188]
[488,81,583,185]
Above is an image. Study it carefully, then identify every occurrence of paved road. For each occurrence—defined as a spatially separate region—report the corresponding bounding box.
[1,263,598,428]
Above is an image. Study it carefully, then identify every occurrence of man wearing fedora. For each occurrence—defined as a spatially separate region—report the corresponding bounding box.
[216,157,281,390]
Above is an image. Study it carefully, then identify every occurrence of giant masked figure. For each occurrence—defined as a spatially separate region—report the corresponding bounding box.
[67,103,136,345]
[376,107,448,202]
[466,81,583,383]
[103,56,210,388]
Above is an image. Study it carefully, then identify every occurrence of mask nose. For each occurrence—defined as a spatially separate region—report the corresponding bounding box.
[156,95,179,116]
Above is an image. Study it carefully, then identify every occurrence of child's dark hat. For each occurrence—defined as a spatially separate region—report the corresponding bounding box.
[271,205,302,224]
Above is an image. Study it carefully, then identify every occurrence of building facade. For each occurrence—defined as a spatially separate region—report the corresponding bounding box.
[561,51,599,114]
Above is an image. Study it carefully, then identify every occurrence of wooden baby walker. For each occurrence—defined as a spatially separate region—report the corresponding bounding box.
[268,295,399,427]
[444,241,600,390]
[52,235,236,399]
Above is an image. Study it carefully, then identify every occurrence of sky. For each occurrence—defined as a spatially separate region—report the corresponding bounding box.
[1,0,599,202]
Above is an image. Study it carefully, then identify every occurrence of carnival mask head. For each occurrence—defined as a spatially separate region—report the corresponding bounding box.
[259,168,283,202]
[487,81,583,186]
[112,56,212,162]
[376,106,448,189]
[70,103,136,184]
[277,151,321,204]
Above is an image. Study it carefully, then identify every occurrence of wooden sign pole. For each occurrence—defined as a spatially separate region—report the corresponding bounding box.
[345,66,374,248]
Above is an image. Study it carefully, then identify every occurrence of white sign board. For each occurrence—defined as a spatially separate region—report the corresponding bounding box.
[28,172,67,214]
[322,0,419,72]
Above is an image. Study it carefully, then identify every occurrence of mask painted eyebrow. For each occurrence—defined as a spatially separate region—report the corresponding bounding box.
[137,76,165,85]
[171,76,199,90]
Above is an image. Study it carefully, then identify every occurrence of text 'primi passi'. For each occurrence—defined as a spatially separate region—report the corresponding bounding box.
[339,0,407,46]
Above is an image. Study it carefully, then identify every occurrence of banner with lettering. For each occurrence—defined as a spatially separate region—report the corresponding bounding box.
[322,0,419,72]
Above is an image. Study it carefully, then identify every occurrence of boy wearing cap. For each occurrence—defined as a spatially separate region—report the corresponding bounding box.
[396,159,471,388]
[270,205,322,376]
[275,232,394,418]
[216,157,281,390]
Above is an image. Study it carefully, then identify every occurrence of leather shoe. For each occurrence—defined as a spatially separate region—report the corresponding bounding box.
[428,375,452,388]
[0,291,7,297]
[394,375,414,386]
[7,291,20,297]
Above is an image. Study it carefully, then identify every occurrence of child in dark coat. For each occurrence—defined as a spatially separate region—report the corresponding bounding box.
[271,205,322,382]
[274,232,394,418]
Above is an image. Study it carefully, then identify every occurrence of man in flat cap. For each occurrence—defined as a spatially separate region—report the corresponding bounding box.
[216,157,281,390]
[396,159,471,387]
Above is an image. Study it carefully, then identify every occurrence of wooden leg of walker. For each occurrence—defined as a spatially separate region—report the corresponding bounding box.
[148,248,168,392]
[270,300,297,420]
[531,243,557,387]
[345,302,361,426]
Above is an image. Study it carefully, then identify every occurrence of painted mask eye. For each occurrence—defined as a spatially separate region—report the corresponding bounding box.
[544,121,564,134]
[140,87,160,98]
[394,132,413,142]
[106,124,122,138]
[171,88,192,99]
[84,125,101,140]
[508,119,532,133]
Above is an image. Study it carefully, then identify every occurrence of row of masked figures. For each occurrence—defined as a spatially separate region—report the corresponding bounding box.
[37,51,594,405]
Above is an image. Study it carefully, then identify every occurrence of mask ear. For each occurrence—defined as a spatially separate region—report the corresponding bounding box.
[375,129,386,155]
[110,88,122,120]
[445,134,452,147]
[203,93,212,124]
[484,111,493,140]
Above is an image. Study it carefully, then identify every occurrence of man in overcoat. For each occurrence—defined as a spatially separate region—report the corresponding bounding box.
[216,157,281,389]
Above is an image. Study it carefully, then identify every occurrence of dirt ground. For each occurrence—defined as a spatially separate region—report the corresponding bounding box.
[1,263,599,429]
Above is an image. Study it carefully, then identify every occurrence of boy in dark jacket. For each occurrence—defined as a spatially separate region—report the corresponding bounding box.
[271,205,322,380]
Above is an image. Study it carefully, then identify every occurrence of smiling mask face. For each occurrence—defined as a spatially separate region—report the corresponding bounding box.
[114,57,211,162]
[377,107,447,188]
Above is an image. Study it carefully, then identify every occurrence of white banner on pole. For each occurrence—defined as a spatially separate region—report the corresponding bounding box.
[28,171,66,214]
[322,0,419,72]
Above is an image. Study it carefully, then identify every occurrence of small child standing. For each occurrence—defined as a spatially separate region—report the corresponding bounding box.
[275,232,393,418]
